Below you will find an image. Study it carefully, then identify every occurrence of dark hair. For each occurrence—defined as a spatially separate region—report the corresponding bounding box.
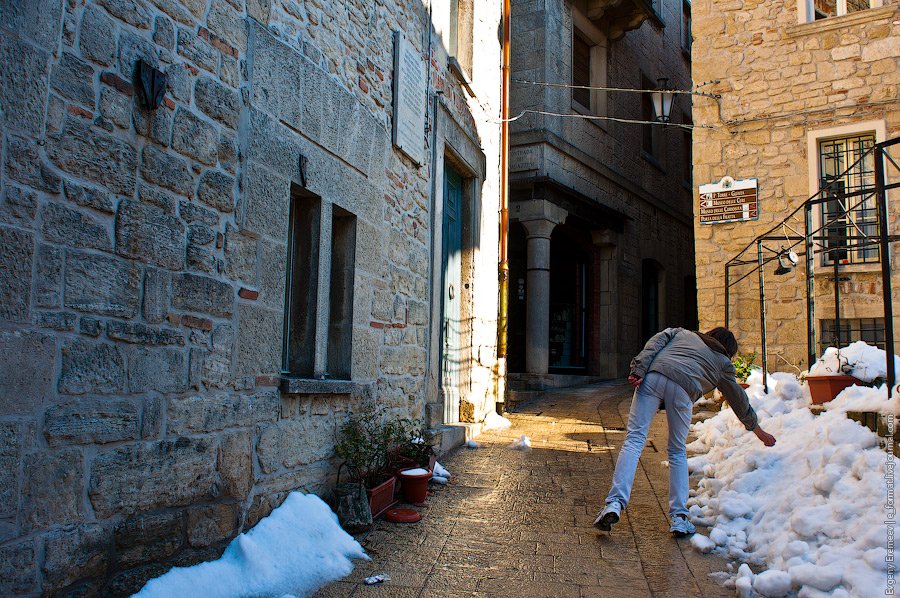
[703,327,739,358]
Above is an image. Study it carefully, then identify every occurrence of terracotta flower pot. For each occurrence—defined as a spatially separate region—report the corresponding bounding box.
[398,468,432,504]
[806,374,865,405]
[366,476,397,519]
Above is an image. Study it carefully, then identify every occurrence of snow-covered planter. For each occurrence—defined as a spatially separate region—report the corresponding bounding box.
[805,341,896,404]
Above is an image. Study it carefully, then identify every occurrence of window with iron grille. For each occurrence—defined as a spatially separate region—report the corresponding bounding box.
[818,133,878,266]
[820,318,885,351]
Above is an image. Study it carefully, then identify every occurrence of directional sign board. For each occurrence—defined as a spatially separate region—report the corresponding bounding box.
[698,177,759,224]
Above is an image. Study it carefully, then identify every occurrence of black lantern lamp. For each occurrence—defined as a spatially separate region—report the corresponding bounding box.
[651,78,675,123]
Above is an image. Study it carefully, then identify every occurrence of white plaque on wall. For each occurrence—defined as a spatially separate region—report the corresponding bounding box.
[392,32,427,166]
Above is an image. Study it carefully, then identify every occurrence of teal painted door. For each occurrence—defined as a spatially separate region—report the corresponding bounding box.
[442,165,463,423]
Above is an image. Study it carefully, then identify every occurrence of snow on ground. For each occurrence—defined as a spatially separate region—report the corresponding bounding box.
[482,411,512,431]
[687,358,896,597]
[134,493,368,598]
[509,434,531,450]
[809,340,900,383]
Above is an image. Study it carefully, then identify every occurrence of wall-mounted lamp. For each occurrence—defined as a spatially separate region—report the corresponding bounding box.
[651,78,675,123]
[135,60,167,110]
[774,247,799,275]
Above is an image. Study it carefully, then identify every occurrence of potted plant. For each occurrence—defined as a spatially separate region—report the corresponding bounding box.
[334,408,407,519]
[805,347,867,405]
[733,352,757,389]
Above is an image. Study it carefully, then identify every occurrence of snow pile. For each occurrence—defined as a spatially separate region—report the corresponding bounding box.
[688,372,892,596]
[809,340,900,383]
[432,461,451,483]
[482,411,512,431]
[509,435,531,450]
[134,493,367,598]
[825,383,900,416]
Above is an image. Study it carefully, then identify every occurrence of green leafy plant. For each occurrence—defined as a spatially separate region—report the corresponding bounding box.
[334,407,413,488]
[733,352,758,383]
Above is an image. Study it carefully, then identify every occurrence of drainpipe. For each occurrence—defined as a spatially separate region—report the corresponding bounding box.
[496,0,511,413]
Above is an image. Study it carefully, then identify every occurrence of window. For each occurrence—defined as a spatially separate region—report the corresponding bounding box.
[572,31,592,109]
[327,206,357,379]
[812,0,881,20]
[818,133,878,266]
[651,0,664,21]
[820,318,885,351]
[283,187,357,380]
[449,0,473,78]
[283,189,321,378]
[641,74,663,165]
[681,0,691,55]
[682,125,692,187]
[570,11,608,116]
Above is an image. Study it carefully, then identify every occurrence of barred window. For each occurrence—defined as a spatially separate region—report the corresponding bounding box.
[818,133,878,266]
[820,318,885,351]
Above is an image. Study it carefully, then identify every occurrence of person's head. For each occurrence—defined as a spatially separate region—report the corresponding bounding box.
[705,327,738,358]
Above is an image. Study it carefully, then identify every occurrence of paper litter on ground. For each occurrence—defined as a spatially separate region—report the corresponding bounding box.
[482,411,512,431]
[686,343,898,597]
[133,493,367,598]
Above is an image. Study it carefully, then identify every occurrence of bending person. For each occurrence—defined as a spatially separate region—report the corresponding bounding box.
[594,327,777,536]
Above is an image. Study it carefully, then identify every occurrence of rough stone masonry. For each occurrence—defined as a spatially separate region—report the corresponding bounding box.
[0,0,503,594]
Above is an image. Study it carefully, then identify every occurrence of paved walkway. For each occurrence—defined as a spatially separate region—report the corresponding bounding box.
[316,382,733,597]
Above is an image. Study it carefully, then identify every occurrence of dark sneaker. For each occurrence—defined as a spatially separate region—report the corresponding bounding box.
[593,501,622,532]
[670,514,696,537]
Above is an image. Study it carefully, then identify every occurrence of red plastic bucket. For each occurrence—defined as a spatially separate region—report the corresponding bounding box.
[398,468,432,504]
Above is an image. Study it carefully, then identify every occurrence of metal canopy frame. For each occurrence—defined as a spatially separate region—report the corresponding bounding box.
[722,137,900,394]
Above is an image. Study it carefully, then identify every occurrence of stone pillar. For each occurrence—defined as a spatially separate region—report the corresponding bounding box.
[592,229,619,378]
[514,200,567,375]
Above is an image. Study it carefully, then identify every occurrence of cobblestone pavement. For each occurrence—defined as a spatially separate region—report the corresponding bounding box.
[315,382,734,597]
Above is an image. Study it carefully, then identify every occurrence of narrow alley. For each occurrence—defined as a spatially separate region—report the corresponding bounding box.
[316,382,733,597]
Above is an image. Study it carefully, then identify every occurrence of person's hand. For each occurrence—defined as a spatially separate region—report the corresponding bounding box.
[628,375,642,389]
[753,426,776,447]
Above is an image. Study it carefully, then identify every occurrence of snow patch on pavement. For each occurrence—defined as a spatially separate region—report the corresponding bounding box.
[134,493,367,598]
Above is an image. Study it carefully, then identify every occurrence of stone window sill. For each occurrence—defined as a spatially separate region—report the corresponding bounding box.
[572,102,608,132]
[279,377,366,396]
[787,5,897,37]
[812,262,882,276]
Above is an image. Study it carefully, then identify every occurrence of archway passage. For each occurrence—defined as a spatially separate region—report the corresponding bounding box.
[549,226,589,371]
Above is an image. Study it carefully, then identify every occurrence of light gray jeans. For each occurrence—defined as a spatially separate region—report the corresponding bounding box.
[605,371,693,517]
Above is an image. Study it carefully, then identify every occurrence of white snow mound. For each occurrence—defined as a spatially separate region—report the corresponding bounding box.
[809,340,900,383]
[509,435,531,450]
[482,411,512,431]
[134,493,367,598]
[688,359,893,596]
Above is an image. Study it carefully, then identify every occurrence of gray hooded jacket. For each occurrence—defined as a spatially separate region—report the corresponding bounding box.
[630,327,759,431]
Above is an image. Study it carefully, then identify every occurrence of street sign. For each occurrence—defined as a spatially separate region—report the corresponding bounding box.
[698,176,759,224]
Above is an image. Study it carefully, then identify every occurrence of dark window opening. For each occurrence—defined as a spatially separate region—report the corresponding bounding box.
[282,188,321,377]
[820,318,885,351]
[641,259,664,342]
[681,1,692,55]
[327,206,357,380]
[572,30,591,109]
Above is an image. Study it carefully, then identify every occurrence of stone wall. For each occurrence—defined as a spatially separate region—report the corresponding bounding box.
[691,0,900,369]
[0,0,502,594]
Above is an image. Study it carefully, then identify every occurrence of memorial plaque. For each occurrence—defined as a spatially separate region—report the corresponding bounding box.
[698,176,759,224]
[392,32,426,165]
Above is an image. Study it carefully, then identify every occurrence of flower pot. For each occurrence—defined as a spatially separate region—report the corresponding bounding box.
[366,476,398,519]
[398,468,432,504]
[806,374,864,405]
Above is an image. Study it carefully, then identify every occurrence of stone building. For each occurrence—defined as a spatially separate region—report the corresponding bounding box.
[691,0,900,369]
[507,0,698,384]
[0,0,502,593]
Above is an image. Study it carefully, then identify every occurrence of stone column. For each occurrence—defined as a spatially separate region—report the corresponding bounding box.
[592,229,619,378]
[514,200,567,375]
